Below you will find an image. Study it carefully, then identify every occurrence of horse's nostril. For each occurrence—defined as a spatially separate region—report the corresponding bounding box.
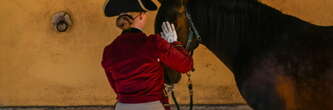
[52,11,72,32]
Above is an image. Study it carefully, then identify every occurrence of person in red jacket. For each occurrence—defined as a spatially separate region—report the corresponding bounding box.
[102,0,193,110]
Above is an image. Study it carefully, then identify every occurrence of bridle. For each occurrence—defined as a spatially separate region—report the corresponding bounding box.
[185,8,202,51]
[166,5,202,110]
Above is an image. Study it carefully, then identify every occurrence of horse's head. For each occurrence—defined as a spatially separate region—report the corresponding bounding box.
[155,0,200,51]
[155,0,200,85]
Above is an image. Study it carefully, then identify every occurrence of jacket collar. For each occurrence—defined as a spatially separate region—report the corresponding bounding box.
[122,28,143,34]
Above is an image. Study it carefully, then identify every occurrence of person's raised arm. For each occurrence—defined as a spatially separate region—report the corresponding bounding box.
[155,22,193,73]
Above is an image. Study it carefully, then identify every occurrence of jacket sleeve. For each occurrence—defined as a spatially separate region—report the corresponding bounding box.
[104,69,118,93]
[101,47,118,93]
[152,34,194,73]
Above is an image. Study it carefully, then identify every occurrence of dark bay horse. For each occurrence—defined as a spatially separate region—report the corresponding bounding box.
[155,0,333,110]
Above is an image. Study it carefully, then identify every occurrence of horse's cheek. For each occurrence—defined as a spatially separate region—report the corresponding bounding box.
[175,15,189,42]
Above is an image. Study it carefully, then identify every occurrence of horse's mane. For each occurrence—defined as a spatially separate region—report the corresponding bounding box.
[187,0,316,70]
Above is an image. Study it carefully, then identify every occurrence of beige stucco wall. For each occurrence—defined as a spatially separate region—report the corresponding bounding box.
[0,0,332,106]
[261,0,333,26]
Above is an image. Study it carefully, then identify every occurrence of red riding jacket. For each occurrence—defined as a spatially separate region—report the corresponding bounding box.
[101,28,193,105]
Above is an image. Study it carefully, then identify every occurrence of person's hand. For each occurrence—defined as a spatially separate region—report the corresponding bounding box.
[160,21,178,43]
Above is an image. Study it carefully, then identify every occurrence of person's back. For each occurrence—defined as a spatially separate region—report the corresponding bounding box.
[103,26,193,101]
[103,28,165,103]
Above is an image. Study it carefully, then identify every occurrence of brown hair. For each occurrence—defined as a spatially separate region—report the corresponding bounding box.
[116,12,141,30]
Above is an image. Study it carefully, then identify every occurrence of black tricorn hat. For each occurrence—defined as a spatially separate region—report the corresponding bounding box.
[104,0,158,17]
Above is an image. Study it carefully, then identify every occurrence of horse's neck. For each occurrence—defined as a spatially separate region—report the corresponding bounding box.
[190,0,313,72]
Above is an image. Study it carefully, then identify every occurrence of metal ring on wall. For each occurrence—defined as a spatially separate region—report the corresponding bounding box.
[52,11,73,32]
